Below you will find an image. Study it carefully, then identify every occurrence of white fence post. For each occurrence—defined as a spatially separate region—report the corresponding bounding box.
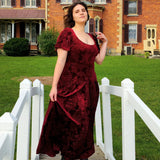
[31,79,42,160]
[121,78,135,160]
[40,83,44,133]
[0,113,17,160]
[16,79,32,160]
[101,77,113,159]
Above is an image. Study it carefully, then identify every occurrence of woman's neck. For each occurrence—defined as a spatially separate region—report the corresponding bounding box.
[72,24,85,33]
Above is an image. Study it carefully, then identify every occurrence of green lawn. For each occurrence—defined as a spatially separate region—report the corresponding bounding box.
[0,55,160,160]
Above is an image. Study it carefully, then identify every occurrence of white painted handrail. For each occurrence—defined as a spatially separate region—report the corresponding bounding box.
[11,91,28,123]
[0,79,44,160]
[128,90,160,142]
[95,77,160,160]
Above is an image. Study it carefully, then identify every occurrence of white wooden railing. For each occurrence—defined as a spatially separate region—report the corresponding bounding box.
[0,77,160,160]
[0,79,44,160]
[95,77,160,160]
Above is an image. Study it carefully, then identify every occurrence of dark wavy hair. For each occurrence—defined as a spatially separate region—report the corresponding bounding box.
[64,1,90,28]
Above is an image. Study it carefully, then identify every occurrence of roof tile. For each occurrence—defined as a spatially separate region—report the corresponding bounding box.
[0,9,45,19]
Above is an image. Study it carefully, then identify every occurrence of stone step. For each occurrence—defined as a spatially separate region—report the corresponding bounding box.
[39,145,105,160]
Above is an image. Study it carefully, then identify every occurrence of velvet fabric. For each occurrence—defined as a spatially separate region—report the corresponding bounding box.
[36,28,100,160]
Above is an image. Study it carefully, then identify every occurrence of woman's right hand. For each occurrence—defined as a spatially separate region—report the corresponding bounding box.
[49,86,57,102]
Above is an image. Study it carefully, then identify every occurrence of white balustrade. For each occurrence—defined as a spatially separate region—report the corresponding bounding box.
[0,79,44,160]
[0,77,160,160]
[95,77,160,160]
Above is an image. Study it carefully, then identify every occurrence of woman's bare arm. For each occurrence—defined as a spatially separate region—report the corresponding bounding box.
[95,32,108,65]
[49,48,68,101]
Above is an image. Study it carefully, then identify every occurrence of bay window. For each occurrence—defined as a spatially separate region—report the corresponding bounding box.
[0,23,12,43]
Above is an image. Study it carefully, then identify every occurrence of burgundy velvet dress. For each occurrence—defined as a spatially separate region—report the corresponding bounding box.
[36,28,100,160]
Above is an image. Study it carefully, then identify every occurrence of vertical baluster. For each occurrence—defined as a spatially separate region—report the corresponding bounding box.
[31,79,41,160]
[121,78,135,160]
[16,79,32,160]
[101,77,113,159]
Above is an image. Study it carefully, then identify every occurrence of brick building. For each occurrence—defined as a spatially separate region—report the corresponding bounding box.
[0,0,160,55]
[0,0,46,50]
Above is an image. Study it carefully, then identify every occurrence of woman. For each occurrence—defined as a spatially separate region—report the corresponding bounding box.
[36,1,108,160]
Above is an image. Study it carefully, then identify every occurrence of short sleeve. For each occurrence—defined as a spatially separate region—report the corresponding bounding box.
[55,28,72,51]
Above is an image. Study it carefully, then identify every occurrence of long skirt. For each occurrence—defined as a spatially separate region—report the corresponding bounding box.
[36,80,99,160]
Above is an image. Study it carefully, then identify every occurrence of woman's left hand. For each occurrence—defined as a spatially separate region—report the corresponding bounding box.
[95,32,108,44]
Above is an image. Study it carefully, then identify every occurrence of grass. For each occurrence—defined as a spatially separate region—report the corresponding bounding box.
[0,55,160,160]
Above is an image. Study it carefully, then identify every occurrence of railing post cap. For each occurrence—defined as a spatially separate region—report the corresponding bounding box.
[121,78,134,90]
[20,79,32,89]
[33,79,41,86]
[101,77,110,84]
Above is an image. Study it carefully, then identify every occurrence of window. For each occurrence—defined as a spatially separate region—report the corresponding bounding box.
[129,24,137,42]
[21,0,40,7]
[61,0,72,4]
[95,0,106,4]
[124,0,142,15]
[0,0,11,7]
[128,0,137,14]
[25,23,37,43]
[25,0,36,7]
[85,20,89,33]
[95,18,99,32]
[0,23,12,43]
[89,18,94,34]
[32,23,37,42]
[89,17,103,34]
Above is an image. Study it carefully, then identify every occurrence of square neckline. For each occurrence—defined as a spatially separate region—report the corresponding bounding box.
[71,28,96,46]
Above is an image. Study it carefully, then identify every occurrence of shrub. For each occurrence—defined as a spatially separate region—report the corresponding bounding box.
[38,28,59,56]
[3,38,29,56]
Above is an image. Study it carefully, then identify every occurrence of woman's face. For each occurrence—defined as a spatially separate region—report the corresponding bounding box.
[72,4,88,25]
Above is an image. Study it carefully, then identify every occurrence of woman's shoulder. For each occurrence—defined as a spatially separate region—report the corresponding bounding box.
[60,27,73,35]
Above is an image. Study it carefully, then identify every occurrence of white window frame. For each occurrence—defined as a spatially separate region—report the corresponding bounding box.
[128,0,137,15]
[0,23,12,43]
[25,22,37,44]
[94,16,100,32]
[0,0,11,7]
[128,24,137,43]
[60,0,72,4]
[94,0,106,4]
[25,0,37,8]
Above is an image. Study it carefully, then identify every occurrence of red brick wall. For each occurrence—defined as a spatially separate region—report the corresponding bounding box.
[102,1,118,51]
[123,0,160,52]
[47,1,65,32]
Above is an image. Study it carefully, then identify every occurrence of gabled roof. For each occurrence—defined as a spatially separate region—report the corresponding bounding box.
[0,9,45,19]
